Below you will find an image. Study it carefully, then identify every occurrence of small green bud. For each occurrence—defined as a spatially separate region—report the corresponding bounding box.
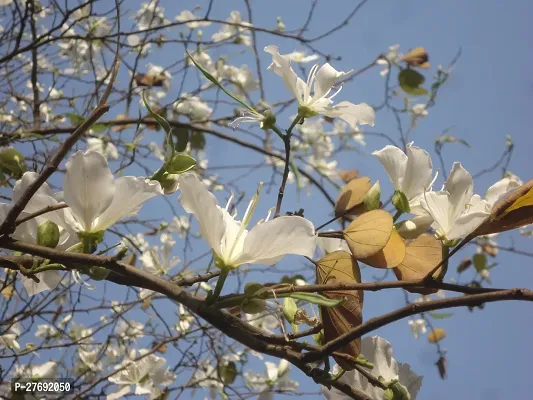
[218,361,238,385]
[384,382,411,400]
[313,330,325,346]
[392,190,411,213]
[260,110,277,131]
[276,16,286,32]
[282,297,297,323]
[364,180,381,211]
[240,298,266,314]
[87,266,110,281]
[244,282,263,297]
[157,171,180,194]
[36,221,60,248]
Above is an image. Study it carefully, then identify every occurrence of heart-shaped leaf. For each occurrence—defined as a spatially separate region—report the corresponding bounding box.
[344,210,393,259]
[360,229,406,269]
[334,177,372,217]
[316,251,363,370]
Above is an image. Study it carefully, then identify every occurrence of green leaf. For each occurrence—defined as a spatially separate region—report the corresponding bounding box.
[0,148,26,178]
[398,69,428,95]
[91,123,107,133]
[286,292,343,308]
[167,154,196,174]
[283,297,297,323]
[173,127,190,152]
[142,91,172,135]
[66,113,85,125]
[190,130,206,151]
[473,253,487,272]
[428,312,454,319]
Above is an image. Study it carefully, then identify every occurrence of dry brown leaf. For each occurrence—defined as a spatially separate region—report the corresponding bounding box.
[338,169,359,184]
[134,73,168,87]
[316,251,363,370]
[343,210,393,259]
[334,177,371,217]
[393,233,441,294]
[428,328,446,343]
[360,229,406,269]
[402,47,430,69]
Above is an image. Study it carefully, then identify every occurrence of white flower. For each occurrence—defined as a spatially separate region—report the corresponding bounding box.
[412,103,428,119]
[244,359,298,400]
[317,235,350,255]
[376,44,402,76]
[0,323,21,351]
[223,64,259,95]
[421,163,490,241]
[115,320,144,341]
[87,138,119,160]
[191,360,223,398]
[63,151,162,233]
[178,173,316,269]
[168,215,190,238]
[408,319,427,339]
[35,324,59,339]
[264,45,375,130]
[322,336,423,400]
[373,143,436,212]
[176,10,211,29]
[174,93,212,121]
[211,11,251,46]
[245,311,280,334]
[136,2,166,31]
[14,361,58,379]
[176,304,194,334]
[286,51,319,63]
[140,233,180,276]
[108,350,174,400]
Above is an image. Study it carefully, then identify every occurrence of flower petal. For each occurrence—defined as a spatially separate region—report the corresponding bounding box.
[444,162,473,222]
[63,151,115,232]
[178,173,225,256]
[22,270,63,296]
[313,63,344,100]
[485,177,520,207]
[323,101,375,129]
[447,209,489,240]
[420,191,452,237]
[372,145,408,191]
[264,45,299,100]
[235,216,316,265]
[13,171,54,201]
[402,145,433,200]
[94,177,162,231]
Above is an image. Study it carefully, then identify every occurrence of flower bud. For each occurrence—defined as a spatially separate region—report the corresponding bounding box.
[240,298,266,314]
[37,221,60,248]
[218,361,237,385]
[364,180,381,211]
[392,190,411,213]
[87,266,110,281]
[260,110,277,131]
[282,297,297,323]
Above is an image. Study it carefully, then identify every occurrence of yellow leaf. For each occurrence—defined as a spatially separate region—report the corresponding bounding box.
[402,47,430,69]
[1,285,14,299]
[316,251,363,370]
[343,210,393,259]
[335,177,371,217]
[359,229,406,269]
[428,328,446,343]
[393,233,441,294]
[500,186,533,217]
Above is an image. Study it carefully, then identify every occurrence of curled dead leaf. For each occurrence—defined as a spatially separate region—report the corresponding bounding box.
[316,251,363,370]
[134,73,168,88]
[338,169,359,184]
[428,328,446,343]
[402,47,430,69]
[343,210,393,259]
[335,177,371,217]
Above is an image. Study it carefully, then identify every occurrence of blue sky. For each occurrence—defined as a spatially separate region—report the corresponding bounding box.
[3,0,533,399]
[132,0,533,399]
